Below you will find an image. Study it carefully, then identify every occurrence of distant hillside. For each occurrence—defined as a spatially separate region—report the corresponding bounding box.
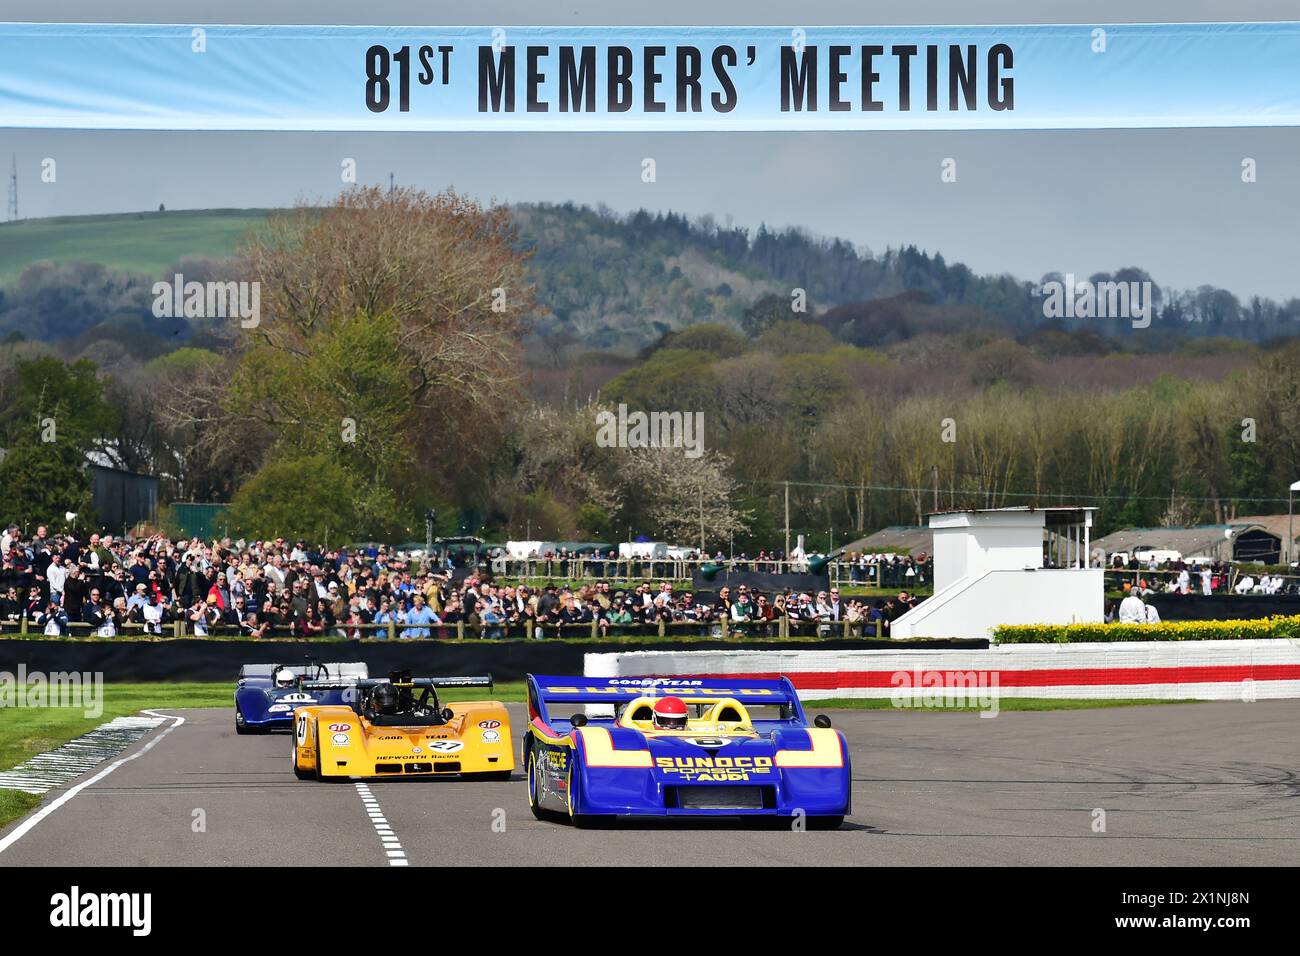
[0,209,270,285]
[2,205,1295,352]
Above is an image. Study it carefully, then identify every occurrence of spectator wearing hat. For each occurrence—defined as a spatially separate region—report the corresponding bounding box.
[127,582,151,616]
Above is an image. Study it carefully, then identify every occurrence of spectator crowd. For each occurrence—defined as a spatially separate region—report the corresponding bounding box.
[0,524,922,640]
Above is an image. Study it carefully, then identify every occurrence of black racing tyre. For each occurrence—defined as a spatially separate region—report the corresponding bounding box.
[292,741,313,780]
[566,761,600,829]
[234,707,254,735]
[313,724,327,781]
[527,748,545,820]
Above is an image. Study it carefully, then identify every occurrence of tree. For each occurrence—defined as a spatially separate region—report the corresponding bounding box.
[0,440,94,532]
[0,356,117,453]
[615,447,750,546]
[239,186,531,448]
[0,356,114,530]
[223,454,384,544]
[814,397,889,532]
[226,311,416,494]
[739,293,791,337]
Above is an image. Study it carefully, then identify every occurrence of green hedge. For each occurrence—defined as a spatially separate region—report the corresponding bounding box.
[995,615,1300,644]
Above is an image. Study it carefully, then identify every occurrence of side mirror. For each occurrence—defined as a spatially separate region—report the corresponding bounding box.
[441,707,455,721]
[814,714,832,728]
[570,713,588,727]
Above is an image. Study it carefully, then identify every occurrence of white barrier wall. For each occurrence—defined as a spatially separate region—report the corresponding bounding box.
[584,640,1300,701]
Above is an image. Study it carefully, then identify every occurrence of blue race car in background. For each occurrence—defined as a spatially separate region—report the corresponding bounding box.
[523,674,851,828]
[234,660,368,735]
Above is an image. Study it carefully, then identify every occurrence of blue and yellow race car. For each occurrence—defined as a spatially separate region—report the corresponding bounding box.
[523,674,850,827]
[234,660,367,734]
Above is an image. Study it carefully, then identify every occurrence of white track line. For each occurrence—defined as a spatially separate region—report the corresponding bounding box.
[355,783,407,866]
[0,709,186,856]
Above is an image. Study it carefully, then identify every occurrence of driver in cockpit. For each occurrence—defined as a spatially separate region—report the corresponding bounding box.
[367,683,401,719]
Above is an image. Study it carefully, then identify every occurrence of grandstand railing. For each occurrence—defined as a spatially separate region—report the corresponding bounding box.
[488,556,929,590]
[1103,565,1300,596]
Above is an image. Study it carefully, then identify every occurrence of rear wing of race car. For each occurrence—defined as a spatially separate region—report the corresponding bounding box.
[301,674,494,692]
[526,673,806,731]
[238,662,368,682]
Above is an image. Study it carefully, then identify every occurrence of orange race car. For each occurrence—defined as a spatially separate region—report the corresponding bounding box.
[291,672,513,781]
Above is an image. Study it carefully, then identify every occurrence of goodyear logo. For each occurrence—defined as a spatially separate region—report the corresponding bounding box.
[654,755,773,781]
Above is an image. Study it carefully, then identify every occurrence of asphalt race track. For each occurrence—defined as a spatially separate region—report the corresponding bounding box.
[1,702,1296,866]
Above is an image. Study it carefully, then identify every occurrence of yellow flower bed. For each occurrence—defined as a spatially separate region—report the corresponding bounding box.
[995,615,1300,644]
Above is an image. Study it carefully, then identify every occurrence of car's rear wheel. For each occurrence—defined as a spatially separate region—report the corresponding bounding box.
[527,748,545,820]
[566,760,600,829]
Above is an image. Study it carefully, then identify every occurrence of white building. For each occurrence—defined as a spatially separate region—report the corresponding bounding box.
[890,506,1103,640]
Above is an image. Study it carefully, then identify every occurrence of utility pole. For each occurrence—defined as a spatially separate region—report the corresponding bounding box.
[388,171,394,196]
[783,481,790,562]
[699,485,705,554]
[7,154,16,222]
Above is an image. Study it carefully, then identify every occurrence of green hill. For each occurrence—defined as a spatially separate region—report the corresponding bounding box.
[0,205,1291,352]
[0,208,271,285]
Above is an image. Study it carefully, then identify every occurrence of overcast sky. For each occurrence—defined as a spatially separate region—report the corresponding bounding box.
[2,1,1297,300]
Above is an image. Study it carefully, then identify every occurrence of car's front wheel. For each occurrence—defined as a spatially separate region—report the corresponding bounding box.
[234,707,253,735]
[292,741,312,780]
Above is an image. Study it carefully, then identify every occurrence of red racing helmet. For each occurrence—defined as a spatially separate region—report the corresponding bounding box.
[651,696,689,731]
